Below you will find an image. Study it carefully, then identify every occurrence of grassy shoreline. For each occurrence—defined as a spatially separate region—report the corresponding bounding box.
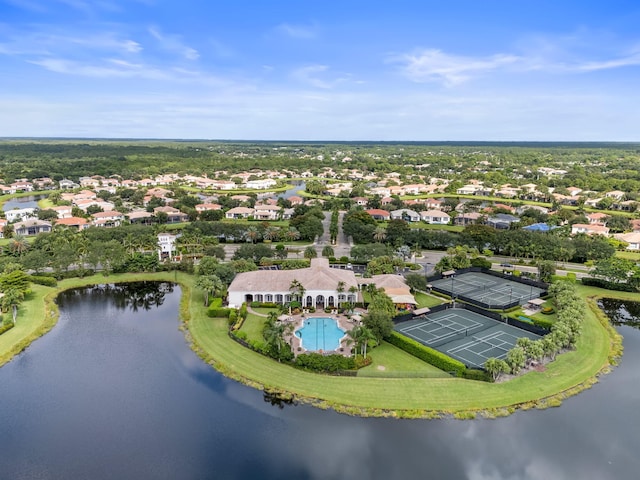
[0,272,628,418]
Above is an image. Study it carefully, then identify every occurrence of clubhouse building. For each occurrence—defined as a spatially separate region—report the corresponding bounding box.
[227,258,359,309]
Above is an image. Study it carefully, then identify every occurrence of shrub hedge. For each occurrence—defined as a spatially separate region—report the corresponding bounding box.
[387,331,466,376]
[27,275,58,287]
[532,317,554,330]
[207,306,232,318]
[0,320,14,336]
[581,277,637,292]
[295,353,356,373]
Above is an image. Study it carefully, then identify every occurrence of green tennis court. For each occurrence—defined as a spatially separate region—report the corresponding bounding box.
[430,271,545,308]
[394,307,542,369]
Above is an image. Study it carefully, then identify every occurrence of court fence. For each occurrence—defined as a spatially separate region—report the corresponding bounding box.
[394,302,549,337]
[425,267,548,309]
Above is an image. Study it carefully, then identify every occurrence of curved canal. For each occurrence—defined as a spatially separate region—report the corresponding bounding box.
[0,282,638,479]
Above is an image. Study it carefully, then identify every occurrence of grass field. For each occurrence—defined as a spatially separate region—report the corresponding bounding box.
[616,251,640,261]
[241,313,266,343]
[414,291,446,308]
[2,271,626,417]
[358,341,451,378]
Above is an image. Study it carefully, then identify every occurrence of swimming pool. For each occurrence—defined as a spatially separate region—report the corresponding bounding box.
[295,317,346,352]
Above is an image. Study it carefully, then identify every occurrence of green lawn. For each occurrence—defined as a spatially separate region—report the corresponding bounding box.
[615,250,640,261]
[4,271,625,417]
[409,223,464,232]
[240,313,266,343]
[358,341,451,378]
[414,291,445,308]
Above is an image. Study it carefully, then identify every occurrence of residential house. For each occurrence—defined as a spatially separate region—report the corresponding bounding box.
[605,190,625,200]
[454,212,482,226]
[55,217,90,231]
[91,211,125,228]
[424,198,444,210]
[245,179,277,189]
[614,232,640,250]
[281,208,296,220]
[420,210,451,225]
[571,223,610,236]
[253,205,281,221]
[195,203,222,212]
[566,187,583,196]
[366,209,391,221]
[586,212,608,225]
[352,197,369,206]
[10,180,34,192]
[288,196,304,206]
[51,205,73,219]
[127,210,154,224]
[157,233,180,260]
[390,209,420,222]
[153,206,189,223]
[487,214,520,229]
[74,199,115,212]
[5,207,37,223]
[225,207,254,219]
[13,220,51,236]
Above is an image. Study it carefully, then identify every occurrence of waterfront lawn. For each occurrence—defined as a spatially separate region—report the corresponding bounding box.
[359,341,451,378]
[5,271,626,416]
[189,278,620,414]
[241,313,266,343]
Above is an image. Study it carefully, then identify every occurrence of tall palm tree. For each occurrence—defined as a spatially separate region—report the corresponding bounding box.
[373,226,387,243]
[264,226,280,242]
[195,274,224,306]
[284,227,300,242]
[359,326,377,357]
[245,226,261,244]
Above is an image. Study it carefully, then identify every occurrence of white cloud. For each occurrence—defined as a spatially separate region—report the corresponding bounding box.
[395,49,520,86]
[148,26,199,60]
[276,23,317,39]
[291,64,350,89]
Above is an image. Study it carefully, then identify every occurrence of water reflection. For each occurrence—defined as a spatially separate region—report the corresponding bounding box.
[57,281,174,312]
[599,298,640,328]
[0,284,639,479]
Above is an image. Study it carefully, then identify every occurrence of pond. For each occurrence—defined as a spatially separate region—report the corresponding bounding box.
[0,284,639,479]
[2,194,46,211]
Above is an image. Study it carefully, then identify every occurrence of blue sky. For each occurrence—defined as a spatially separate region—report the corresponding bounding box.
[1,0,640,141]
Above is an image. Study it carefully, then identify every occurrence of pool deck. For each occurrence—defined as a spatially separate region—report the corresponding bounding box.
[283,314,358,357]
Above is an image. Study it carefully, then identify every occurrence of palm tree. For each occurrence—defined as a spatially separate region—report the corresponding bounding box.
[195,274,224,306]
[284,227,300,242]
[289,279,306,306]
[245,226,261,244]
[348,285,359,309]
[359,326,377,357]
[1,288,24,324]
[264,226,280,242]
[8,235,29,257]
[373,226,387,243]
[263,321,287,360]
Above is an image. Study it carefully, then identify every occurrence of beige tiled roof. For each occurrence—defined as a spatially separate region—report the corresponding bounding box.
[228,258,358,292]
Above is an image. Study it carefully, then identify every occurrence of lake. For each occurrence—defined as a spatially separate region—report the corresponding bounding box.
[0,282,638,479]
[2,194,46,211]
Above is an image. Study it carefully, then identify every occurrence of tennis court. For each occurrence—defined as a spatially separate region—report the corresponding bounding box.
[394,307,542,369]
[395,309,490,347]
[430,271,545,308]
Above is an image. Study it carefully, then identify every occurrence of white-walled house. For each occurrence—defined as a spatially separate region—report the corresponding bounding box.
[420,209,451,225]
[227,258,359,309]
[571,223,610,236]
[390,208,420,222]
[5,207,37,223]
[157,233,180,260]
